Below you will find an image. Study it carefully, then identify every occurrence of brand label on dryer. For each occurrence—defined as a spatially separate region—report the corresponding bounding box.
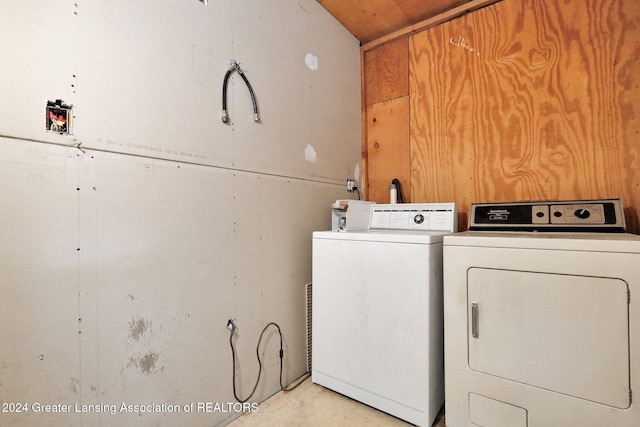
[487,209,509,221]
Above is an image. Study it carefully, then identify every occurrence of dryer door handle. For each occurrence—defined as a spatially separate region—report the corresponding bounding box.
[471,302,479,338]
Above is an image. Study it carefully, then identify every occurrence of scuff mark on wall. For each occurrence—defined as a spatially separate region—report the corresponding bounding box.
[129,317,151,342]
[128,352,160,375]
[305,53,318,71]
[70,377,80,394]
[123,317,164,375]
[304,144,317,163]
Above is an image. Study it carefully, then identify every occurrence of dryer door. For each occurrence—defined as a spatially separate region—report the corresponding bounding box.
[468,268,630,409]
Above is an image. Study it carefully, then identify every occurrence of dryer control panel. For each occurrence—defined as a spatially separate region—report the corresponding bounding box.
[468,199,625,232]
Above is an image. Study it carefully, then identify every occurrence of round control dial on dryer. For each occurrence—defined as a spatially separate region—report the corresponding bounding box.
[532,205,549,224]
[551,204,605,224]
[574,208,591,219]
[414,214,425,224]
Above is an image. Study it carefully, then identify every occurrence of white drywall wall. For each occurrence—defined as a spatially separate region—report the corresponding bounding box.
[0,1,361,425]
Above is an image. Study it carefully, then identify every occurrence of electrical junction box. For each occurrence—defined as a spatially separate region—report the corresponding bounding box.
[45,99,72,135]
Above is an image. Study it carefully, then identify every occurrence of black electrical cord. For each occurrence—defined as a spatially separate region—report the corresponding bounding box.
[228,321,310,404]
[347,180,362,200]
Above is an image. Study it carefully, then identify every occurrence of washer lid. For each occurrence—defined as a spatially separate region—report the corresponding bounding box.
[313,229,449,244]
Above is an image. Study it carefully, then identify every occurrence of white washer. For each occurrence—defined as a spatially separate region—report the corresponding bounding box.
[444,231,640,427]
[312,203,457,427]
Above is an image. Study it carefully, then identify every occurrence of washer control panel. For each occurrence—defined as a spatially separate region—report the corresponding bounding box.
[469,199,625,232]
[368,203,458,232]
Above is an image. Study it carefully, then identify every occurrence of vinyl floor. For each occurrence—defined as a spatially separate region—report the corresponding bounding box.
[227,377,446,427]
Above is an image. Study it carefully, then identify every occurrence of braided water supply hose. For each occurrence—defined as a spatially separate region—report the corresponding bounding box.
[221,60,260,123]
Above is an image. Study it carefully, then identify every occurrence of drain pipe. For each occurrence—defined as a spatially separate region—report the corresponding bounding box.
[221,60,260,123]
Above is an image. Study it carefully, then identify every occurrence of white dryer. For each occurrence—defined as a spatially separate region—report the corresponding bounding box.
[443,199,640,427]
[312,203,457,427]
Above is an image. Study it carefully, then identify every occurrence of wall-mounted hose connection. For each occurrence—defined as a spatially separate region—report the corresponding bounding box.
[391,178,404,203]
[221,60,260,123]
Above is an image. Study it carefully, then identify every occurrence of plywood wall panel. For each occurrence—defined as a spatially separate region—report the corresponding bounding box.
[363,37,411,201]
[364,37,409,105]
[409,0,640,232]
[366,97,411,203]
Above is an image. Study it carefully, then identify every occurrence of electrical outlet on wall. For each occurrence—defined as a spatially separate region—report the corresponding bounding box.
[346,179,356,192]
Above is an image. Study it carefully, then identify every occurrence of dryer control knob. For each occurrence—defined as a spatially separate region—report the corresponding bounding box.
[414,214,425,224]
[575,208,591,219]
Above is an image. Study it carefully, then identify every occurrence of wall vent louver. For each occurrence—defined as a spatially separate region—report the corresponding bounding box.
[306,283,312,373]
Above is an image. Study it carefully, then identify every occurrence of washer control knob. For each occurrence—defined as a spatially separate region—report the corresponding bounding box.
[553,211,563,218]
[414,214,425,224]
[575,208,591,219]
